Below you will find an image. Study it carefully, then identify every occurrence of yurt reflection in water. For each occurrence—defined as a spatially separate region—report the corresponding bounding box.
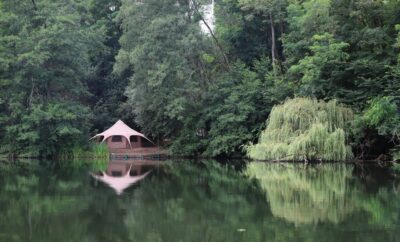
[91,160,160,195]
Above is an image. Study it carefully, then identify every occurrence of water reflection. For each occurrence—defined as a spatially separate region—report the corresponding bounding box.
[0,160,399,242]
[246,163,356,225]
[246,162,400,228]
[91,160,160,195]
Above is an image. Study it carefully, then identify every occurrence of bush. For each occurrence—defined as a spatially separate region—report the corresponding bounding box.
[362,96,400,140]
[352,96,400,160]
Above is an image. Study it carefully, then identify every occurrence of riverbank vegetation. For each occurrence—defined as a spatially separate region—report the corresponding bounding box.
[247,98,354,162]
[0,0,399,161]
[58,143,109,161]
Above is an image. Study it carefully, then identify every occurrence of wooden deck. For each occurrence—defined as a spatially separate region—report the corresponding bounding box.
[109,147,169,160]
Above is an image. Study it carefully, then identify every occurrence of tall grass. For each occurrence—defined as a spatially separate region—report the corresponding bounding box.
[246,98,354,162]
[58,143,109,161]
[57,143,109,169]
[90,143,109,159]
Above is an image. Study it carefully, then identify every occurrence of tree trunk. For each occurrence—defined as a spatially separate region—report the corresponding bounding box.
[279,17,285,61]
[269,13,279,74]
[31,0,38,10]
[27,78,34,109]
[269,13,277,63]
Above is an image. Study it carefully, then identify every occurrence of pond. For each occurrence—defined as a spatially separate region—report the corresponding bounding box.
[0,159,399,242]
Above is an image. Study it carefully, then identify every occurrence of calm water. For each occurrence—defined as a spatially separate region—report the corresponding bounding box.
[0,159,399,242]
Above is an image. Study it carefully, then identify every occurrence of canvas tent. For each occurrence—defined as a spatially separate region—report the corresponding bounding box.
[91,120,153,149]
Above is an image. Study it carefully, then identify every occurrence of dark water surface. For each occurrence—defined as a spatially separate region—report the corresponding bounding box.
[0,160,399,242]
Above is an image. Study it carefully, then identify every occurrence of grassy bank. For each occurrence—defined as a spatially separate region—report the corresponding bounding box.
[58,143,109,161]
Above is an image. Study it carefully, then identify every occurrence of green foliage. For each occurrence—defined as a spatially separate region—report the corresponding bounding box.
[283,0,336,66]
[58,143,109,162]
[112,0,400,158]
[352,96,400,159]
[86,0,129,131]
[1,0,400,159]
[8,102,92,157]
[114,0,212,138]
[247,98,354,161]
[363,96,400,138]
[393,151,400,161]
[215,0,271,64]
[90,143,109,159]
[169,57,290,156]
[202,53,216,63]
[288,33,349,98]
[202,58,288,156]
[0,0,105,157]
[392,163,400,173]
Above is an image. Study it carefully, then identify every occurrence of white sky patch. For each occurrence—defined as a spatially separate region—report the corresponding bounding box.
[199,0,215,35]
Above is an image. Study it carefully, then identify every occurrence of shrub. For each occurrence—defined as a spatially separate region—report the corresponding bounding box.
[352,96,400,160]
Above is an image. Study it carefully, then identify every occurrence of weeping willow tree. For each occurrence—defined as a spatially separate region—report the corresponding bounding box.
[247,98,354,161]
[245,162,357,225]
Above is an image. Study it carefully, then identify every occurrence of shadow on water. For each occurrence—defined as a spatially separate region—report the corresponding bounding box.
[0,159,399,242]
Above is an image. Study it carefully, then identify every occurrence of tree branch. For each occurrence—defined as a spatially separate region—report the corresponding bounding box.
[191,0,230,70]
[31,0,38,11]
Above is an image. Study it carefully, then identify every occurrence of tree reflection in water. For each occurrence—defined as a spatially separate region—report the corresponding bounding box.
[246,163,356,225]
[246,162,400,228]
[0,160,399,242]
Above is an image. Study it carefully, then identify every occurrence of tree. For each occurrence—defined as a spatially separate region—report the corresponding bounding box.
[247,98,354,162]
[353,96,400,160]
[202,58,289,156]
[288,33,349,99]
[85,0,132,131]
[114,0,215,141]
[282,0,337,66]
[0,0,104,156]
[238,0,288,70]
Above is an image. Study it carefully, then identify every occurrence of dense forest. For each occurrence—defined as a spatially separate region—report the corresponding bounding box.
[0,0,399,161]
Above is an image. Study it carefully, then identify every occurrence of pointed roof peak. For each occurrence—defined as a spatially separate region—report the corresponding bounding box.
[91,119,153,144]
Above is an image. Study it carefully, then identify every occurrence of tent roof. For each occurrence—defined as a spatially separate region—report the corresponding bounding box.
[91,119,152,144]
